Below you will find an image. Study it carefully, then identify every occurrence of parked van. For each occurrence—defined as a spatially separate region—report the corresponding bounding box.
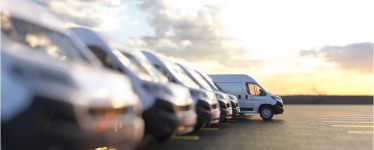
[196,71,241,116]
[208,74,284,120]
[71,28,197,139]
[177,64,232,121]
[142,51,221,128]
[1,1,144,149]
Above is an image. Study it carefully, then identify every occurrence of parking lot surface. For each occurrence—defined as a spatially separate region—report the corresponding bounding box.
[144,105,373,150]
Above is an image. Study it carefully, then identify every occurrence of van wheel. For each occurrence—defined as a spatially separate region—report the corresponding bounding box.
[260,106,273,120]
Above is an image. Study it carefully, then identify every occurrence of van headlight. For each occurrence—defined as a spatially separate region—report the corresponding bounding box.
[271,96,282,102]
[143,83,172,97]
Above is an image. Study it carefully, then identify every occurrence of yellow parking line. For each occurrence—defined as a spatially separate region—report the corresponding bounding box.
[172,136,199,140]
[226,120,238,121]
[332,125,374,127]
[323,121,373,123]
[347,131,373,134]
[216,123,230,125]
[200,128,219,130]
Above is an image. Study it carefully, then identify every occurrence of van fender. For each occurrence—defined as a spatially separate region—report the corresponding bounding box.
[254,100,276,113]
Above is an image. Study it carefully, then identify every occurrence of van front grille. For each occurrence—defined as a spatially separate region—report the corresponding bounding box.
[226,104,230,108]
[211,104,217,109]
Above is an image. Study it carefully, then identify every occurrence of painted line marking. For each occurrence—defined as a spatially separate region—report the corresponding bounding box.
[226,120,238,121]
[323,121,373,123]
[200,128,219,130]
[172,136,199,140]
[332,125,374,127]
[347,131,373,134]
[216,123,230,125]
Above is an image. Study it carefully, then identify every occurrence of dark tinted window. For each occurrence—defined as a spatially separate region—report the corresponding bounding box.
[88,46,117,70]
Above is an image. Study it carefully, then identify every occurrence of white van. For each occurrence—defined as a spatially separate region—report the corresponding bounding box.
[1,0,144,149]
[177,64,233,121]
[208,74,284,120]
[142,51,221,128]
[196,71,241,117]
[71,28,197,139]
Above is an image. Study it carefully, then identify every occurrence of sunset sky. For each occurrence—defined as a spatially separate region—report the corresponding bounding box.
[34,0,373,96]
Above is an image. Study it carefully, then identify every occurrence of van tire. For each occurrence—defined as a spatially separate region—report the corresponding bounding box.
[259,106,273,120]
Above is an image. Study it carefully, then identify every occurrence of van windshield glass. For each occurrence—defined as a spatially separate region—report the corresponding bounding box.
[199,72,220,91]
[1,15,91,64]
[113,50,168,83]
[189,70,214,91]
[161,58,200,88]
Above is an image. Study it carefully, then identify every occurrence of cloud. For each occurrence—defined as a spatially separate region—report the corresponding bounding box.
[131,0,262,68]
[300,42,373,73]
[32,0,126,30]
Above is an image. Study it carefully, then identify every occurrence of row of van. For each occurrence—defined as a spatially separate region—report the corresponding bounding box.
[1,0,284,149]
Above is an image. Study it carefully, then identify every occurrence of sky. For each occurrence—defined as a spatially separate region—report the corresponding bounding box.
[33,0,373,96]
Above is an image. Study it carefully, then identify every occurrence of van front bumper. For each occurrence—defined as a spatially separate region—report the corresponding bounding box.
[175,108,197,135]
[273,101,284,114]
[143,99,179,140]
[232,107,240,116]
[1,97,144,150]
[218,101,232,119]
[231,101,240,116]
[210,107,221,124]
[195,100,216,129]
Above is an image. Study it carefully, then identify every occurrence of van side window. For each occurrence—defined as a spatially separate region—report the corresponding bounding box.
[246,82,265,96]
[88,46,118,70]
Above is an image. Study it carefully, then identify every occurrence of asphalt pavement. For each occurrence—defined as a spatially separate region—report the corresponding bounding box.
[144,105,373,150]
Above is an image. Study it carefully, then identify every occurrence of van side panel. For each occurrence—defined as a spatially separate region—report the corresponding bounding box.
[208,74,277,114]
[215,82,242,94]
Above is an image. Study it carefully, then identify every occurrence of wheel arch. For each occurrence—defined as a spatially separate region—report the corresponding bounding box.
[257,104,275,114]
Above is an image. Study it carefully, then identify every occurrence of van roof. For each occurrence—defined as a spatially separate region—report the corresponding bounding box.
[2,0,68,35]
[70,27,138,55]
[208,74,257,83]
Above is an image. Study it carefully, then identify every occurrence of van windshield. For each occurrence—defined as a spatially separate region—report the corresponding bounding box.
[161,58,200,89]
[113,50,168,83]
[199,72,220,92]
[1,15,93,64]
[189,70,214,91]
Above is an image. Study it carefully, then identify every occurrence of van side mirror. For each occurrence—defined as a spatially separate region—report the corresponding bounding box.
[238,95,241,99]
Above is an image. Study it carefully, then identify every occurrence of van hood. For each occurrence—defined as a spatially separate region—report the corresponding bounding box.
[214,91,230,104]
[227,94,238,103]
[189,88,218,105]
